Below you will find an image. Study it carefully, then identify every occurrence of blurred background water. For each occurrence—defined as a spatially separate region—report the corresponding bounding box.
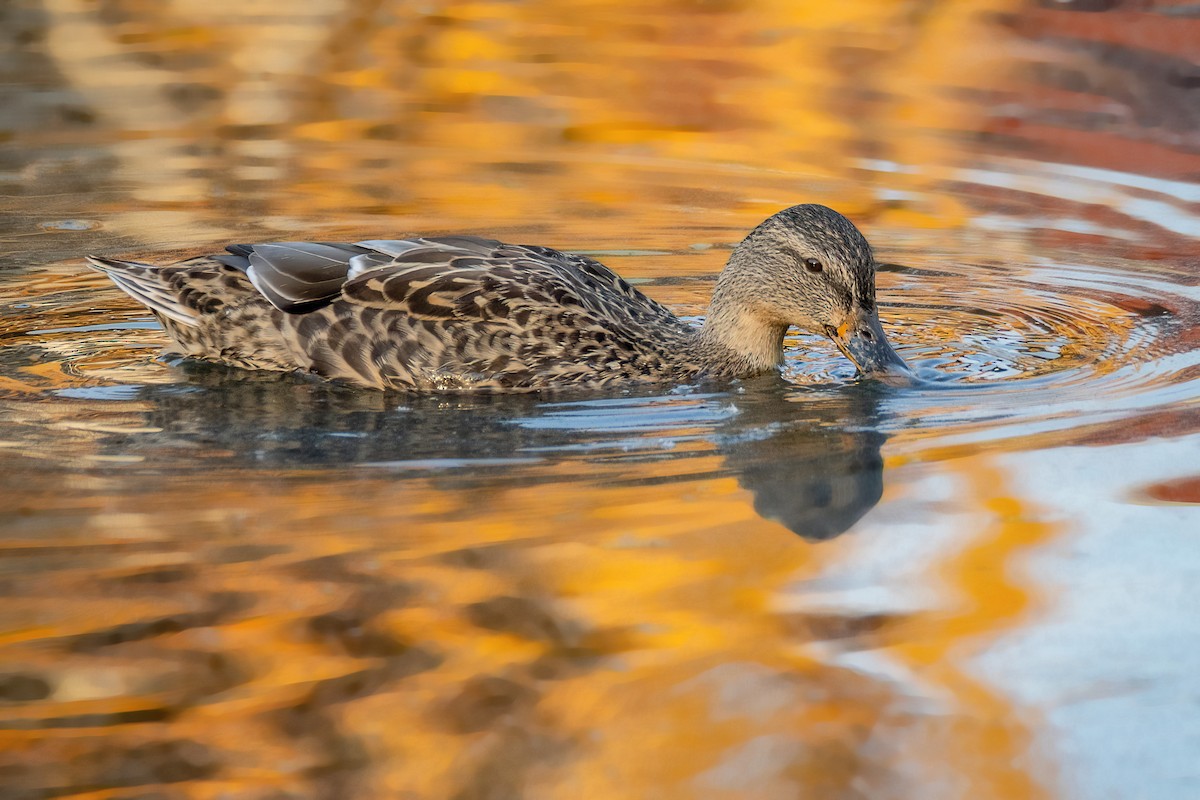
[0,1,1198,798]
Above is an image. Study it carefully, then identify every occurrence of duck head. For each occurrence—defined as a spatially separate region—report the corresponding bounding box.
[701,204,910,380]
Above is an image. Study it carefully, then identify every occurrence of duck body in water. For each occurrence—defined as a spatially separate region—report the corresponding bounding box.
[86,204,908,392]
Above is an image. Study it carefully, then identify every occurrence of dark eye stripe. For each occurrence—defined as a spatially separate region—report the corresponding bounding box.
[783,246,825,274]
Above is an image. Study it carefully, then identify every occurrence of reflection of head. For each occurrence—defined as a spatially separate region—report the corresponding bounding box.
[717,385,888,541]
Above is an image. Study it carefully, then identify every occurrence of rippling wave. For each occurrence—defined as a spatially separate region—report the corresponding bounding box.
[2,1,1198,795]
[2,243,1196,466]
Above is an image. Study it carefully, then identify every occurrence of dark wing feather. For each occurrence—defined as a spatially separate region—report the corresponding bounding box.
[334,246,691,388]
[342,258,521,324]
[219,242,370,313]
[214,237,680,340]
[503,244,681,328]
[342,243,678,330]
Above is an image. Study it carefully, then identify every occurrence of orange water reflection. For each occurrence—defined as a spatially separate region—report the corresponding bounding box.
[0,449,1058,798]
[3,0,1200,798]
[11,0,1194,260]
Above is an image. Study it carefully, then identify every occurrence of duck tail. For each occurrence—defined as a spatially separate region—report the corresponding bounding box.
[86,256,201,327]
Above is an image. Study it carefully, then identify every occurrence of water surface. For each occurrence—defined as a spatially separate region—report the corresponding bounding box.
[2,2,1199,798]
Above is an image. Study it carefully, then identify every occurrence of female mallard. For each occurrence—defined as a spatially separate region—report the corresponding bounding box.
[87,204,908,392]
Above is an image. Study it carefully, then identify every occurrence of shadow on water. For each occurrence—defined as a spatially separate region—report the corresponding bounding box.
[71,365,891,542]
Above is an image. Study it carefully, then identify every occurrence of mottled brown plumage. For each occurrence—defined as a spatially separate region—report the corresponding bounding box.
[86,204,908,392]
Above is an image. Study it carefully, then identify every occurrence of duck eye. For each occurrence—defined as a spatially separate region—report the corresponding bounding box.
[804,258,824,274]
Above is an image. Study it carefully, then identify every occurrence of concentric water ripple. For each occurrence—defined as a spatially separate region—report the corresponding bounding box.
[864,257,1200,447]
[1,253,1197,466]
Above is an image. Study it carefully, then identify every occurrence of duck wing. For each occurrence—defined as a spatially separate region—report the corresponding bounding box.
[213,241,371,313]
[340,240,680,332]
[91,237,691,389]
[226,236,679,327]
[332,241,691,389]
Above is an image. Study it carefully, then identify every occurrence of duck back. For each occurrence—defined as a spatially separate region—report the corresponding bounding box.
[89,238,697,391]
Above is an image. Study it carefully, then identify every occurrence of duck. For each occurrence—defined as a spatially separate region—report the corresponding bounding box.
[86,204,909,392]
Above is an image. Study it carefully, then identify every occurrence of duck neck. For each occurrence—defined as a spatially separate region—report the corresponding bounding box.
[695,280,789,378]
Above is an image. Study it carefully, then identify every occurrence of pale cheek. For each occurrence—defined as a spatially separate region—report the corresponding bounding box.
[789,294,831,325]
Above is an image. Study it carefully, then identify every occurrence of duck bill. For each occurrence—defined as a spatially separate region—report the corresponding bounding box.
[824,309,910,380]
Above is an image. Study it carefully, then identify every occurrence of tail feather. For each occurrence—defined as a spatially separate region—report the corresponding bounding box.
[86,256,200,327]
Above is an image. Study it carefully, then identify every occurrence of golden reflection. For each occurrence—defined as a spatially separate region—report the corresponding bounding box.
[4,0,1197,797]
[33,0,1047,247]
[0,374,1068,796]
[0,465,938,796]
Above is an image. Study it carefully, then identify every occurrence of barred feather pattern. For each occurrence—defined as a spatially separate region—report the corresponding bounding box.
[89,239,701,392]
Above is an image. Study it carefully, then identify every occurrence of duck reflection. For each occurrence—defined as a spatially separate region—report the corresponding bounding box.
[716,382,888,540]
[123,365,889,540]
